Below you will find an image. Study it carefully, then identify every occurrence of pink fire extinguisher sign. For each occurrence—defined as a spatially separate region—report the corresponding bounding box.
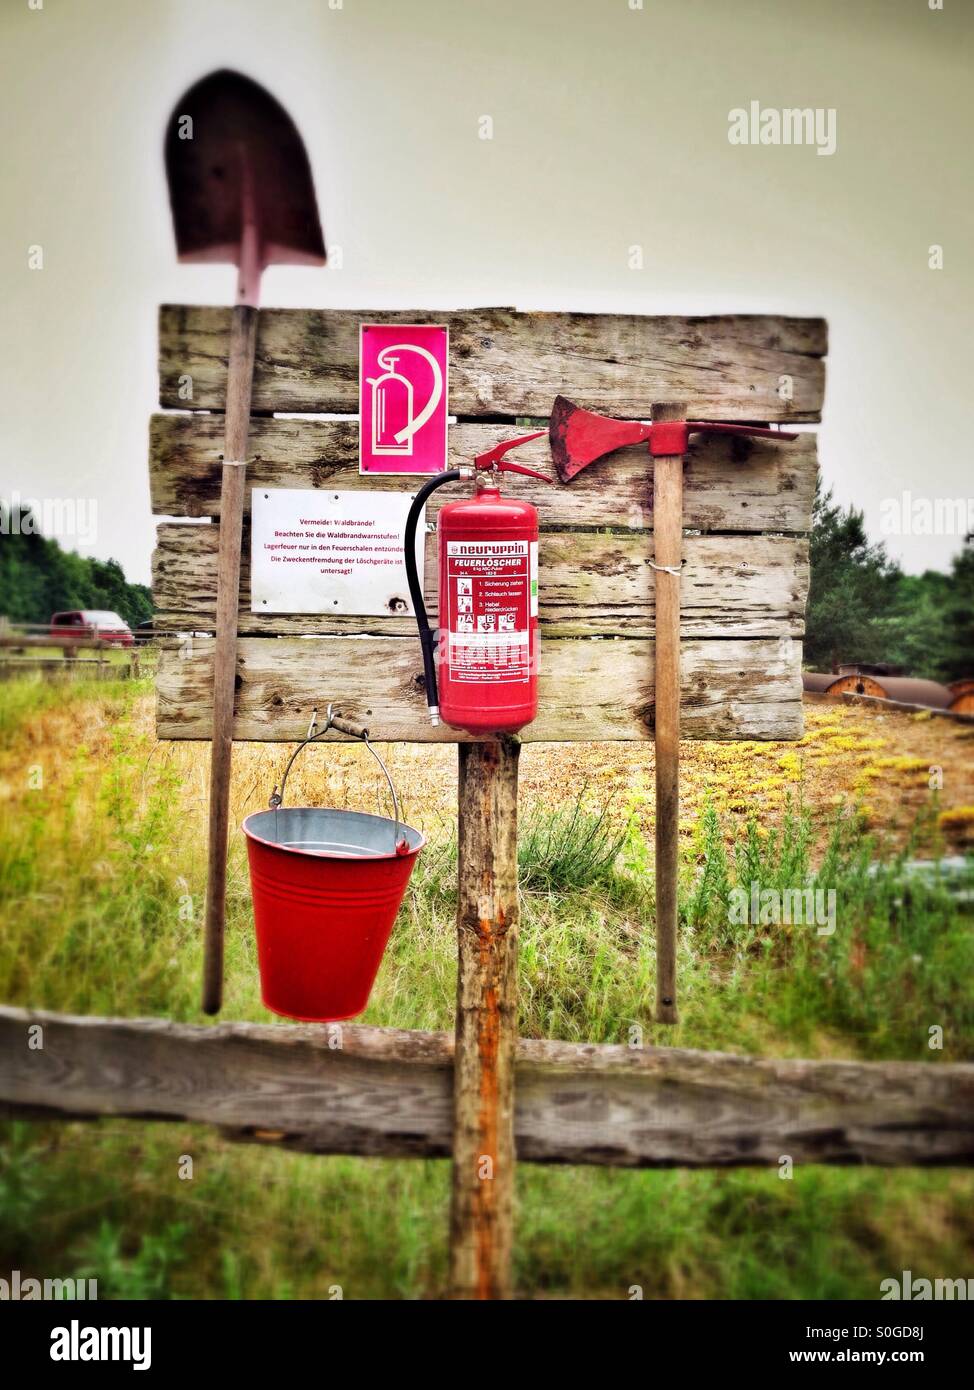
[359,324,449,475]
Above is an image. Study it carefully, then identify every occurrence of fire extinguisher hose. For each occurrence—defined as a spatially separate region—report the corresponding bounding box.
[403,470,463,725]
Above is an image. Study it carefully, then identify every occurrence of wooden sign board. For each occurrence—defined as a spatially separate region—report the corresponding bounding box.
[151,307,825,743]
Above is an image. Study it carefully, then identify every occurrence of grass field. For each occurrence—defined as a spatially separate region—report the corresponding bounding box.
[1,675,972,1299]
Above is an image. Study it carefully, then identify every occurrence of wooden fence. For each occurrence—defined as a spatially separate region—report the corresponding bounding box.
[3,1007,972,1169]
[0,625,145,680]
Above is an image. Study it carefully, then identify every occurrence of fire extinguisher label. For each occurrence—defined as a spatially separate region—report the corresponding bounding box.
[445,540,531,684]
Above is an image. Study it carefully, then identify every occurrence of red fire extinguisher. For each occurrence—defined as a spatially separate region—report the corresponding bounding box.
[404,433,552,734]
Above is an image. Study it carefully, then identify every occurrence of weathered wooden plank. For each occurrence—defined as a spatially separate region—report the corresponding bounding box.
[149,413,818,534]
[152,524,809,639]
[155,634,803,742]
[2,1008,970,1168]
[159,307,826,421]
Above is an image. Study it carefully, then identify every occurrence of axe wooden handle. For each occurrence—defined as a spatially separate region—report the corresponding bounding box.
[202,304,258,1016]
[652,401,686,1026]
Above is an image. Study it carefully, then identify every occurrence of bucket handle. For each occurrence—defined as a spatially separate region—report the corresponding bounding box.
[269,704,409,855]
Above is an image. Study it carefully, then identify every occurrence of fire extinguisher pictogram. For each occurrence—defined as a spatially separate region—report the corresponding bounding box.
[403,433,552,735]
[367,343,444,457]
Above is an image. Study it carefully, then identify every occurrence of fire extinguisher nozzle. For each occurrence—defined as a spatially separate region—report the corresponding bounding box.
[428,706,441,727]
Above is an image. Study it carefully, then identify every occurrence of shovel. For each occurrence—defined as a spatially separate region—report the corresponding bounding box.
[165,70,326,1014]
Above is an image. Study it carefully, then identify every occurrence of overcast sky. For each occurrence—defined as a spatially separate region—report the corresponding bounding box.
[1,0,971,585]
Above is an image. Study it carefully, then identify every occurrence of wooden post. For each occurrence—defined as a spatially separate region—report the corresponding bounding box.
[450,738,520,1300]
[202,303,259,1015]
[652,402,686,1026]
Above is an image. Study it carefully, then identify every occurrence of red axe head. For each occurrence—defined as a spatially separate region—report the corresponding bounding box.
[549,396,799,482]
[549,396,651,483]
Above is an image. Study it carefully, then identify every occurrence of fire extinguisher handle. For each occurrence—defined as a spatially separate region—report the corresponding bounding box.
[473,430,548,472]
[492,460,554,484]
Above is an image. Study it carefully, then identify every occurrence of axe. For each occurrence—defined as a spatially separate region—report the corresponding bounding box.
[549,396,797,1023]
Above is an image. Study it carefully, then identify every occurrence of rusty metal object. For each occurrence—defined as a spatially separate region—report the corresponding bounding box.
[947,678,974,714]
[869,677,953,709]
[805,671,957,711]
[802,672,841,694]
[824,673,889,700]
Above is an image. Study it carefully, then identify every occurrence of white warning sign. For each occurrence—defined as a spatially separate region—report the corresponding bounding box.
[250,487,424,616]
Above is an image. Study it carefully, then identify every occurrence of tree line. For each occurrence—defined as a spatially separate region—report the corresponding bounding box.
[0,506,153,630]
[805,486,972,682]
[0,493,970,679]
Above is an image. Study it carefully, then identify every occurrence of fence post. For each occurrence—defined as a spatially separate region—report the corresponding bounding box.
[449,738,520,1299]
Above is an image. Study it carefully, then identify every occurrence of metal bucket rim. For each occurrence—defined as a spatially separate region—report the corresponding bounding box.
[242,805,425,861]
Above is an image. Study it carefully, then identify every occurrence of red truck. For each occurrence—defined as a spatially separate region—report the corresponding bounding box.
[50,610,134,647]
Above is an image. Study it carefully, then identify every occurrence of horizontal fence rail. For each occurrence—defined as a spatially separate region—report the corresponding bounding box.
[1,1008,971,1168]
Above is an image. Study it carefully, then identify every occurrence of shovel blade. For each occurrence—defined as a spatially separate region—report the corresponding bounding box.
[165,69,325,271]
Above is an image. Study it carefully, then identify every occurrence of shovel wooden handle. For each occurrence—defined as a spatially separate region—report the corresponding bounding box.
[202,304,258,1015]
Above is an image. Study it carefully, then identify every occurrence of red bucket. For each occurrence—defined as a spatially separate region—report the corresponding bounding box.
[241,712,423,1022]
[243,804,424,1021]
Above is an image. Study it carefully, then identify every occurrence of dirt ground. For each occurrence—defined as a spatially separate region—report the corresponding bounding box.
[167,691,974,858]
[5,686,972,859]
[332,695,974,856]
